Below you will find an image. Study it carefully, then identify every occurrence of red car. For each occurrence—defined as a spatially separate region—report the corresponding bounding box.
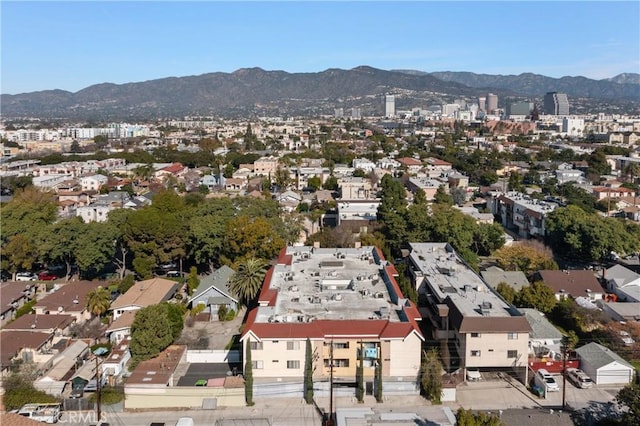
[38,271,58,281]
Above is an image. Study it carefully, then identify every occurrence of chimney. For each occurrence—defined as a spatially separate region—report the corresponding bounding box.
[313,241,320,249]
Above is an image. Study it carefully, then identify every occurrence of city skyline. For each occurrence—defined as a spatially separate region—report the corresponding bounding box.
[1,1,639,95]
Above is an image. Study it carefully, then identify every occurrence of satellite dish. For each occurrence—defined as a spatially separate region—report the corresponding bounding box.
[57,306,63,312]
[72,299,79,304]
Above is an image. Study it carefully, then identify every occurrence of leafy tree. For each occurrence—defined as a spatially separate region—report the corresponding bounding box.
[86,286,111,317]
[117,275,135,294]
[2,234,37,278]
[229,257,269,306]
[494,241,557,275]
[517,281,557,313]
[245,339,254,406]
[2,369,59,410]
[75,222,119,278]
[496,282,517,304]
[473,223,505,256]
[304,338,314,404]
[323,175,339,190]
[356,341,364,403]
[616,383,640,426]
[187,198,235,272]
[162,301,186,340]
[129,304,175,366]
[433,185,453,205]
[38,217,85,278]
[352,168,366,178]
[450,187,467,206]
[420,349,442,404]
[222,216,285,263]
[456,408,504,426]
[186,266,199,295]
[508,172,524,192]
[0,187,57,244]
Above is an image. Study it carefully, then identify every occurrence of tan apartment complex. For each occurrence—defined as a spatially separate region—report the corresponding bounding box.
[241,246,424,398]
[407,242,531,383]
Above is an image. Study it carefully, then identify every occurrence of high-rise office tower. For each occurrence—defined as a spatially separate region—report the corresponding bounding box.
[478,96,486,111]
[486,93,498,114]
[385,95,395,117]
[544,92,570,115]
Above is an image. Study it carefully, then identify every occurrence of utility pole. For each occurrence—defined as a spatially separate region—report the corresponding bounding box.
[561,341,568,410]
[96,355,102,424]
[325,339,335,426]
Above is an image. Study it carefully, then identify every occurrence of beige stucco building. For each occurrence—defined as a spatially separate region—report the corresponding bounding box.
[241,246,424,398]
[407,243,531,383]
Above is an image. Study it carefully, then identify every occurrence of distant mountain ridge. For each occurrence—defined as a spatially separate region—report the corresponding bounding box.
[1,67,638,120]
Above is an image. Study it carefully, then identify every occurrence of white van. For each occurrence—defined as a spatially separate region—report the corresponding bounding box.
[535,368,559,393]
[175,417,195,426]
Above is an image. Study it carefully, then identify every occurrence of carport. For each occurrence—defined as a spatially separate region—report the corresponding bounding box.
[176,362,241,386]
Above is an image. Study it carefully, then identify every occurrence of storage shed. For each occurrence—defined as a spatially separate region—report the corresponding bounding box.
[575,342,635,385]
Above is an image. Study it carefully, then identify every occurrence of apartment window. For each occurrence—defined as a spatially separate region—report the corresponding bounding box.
[470,350,481,357]
[251,360,263,369]
[471,333,480,338]
[287,341,300,350]
[250,341,263,350]
[507,350,518,358]
[507,332,518,340]
[333,342,349,349]
[324,359,350,368]
[287,360,300,369]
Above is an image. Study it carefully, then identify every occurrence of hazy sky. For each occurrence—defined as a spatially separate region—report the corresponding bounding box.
[2,1,639,94]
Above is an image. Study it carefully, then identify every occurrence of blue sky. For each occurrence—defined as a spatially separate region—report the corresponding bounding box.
[1,1,639,94]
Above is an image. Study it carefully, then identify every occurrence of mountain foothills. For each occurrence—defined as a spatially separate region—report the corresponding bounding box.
[1,67,639,121]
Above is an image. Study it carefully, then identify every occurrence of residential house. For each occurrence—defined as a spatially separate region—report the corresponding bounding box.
[3,314,75,336]
[0,281,35,327]
[352,158,376,172]
[76,191,131,223]
[593,187,636,201]
[154,163,187,180]
[518,308,564,357]
[277,190,303,212]
[105,311,137,344]
[407,243,531,382]
[575,342,635,385]
[598,301,640,322]
[396,157,423,174]
[455,207,495,225]
[480,267,530,293]
[188,265,238,320]
[80,174,108,192]
[110,278,178,320]
[604,264,640,302]
[34,340,89,396]
[224,177,246,192]
[102,338,132,383]
[33,281,107,322]
[0,330,54,375]
[534,270,604,302]
[240,246,424,397]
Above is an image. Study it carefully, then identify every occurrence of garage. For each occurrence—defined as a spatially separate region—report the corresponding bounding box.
[575,342,635,385]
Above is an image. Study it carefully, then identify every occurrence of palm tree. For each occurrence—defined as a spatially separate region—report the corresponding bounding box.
[229,258,269,306]
[86,286,112,317]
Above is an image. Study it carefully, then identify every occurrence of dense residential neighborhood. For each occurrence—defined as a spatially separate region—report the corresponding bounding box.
[2,93,640,426]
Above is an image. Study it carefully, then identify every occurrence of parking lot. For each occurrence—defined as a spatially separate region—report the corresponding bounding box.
[455,371,621,411]
[176,362,241,386]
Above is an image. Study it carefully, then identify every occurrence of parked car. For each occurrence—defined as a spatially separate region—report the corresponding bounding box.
[466,368,481,382]
[38,271,58,281]
[566,368,593,389]
[166,270,182,278]
[0,270,10,282]
[16,272,37,281]
[535,368,560,392]
[194,379,207,386]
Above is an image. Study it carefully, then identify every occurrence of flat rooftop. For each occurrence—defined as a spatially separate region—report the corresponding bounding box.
[255,246,408,324]
[409,242,514,318]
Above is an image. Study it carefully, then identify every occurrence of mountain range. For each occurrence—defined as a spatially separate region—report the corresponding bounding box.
[1,67,638,121]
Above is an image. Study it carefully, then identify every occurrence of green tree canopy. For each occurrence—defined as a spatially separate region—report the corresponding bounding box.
[86,286,111,316]
[129,303,182,366]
